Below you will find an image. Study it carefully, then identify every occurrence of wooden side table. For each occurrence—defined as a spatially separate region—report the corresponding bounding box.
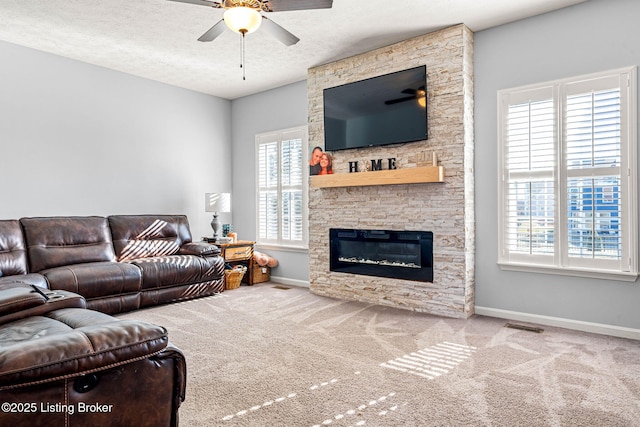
[218,240,255,285]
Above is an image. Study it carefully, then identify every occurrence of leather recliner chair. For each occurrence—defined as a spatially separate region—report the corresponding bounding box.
[0,283,186,427]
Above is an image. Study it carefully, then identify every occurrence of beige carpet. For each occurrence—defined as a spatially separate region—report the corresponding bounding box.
[118,283,640,427]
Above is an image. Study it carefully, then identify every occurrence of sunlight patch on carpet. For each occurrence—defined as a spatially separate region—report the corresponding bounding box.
[381,341,476,379]
[221,375,344,422]
[309,378,338,390]
[311,392,397,427]
[221,392,298,421]
[221,372,395,425]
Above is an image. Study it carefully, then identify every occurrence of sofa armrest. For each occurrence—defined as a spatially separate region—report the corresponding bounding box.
[0,285,47,316]
[156,343,187,411]
[0,284,86,326]
[179,242,221,257]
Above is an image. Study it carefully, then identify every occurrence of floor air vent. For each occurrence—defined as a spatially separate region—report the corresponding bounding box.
[272,285,291,290]
[505,323,544,333]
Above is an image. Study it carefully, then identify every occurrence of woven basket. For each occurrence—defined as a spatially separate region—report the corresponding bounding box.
[224,268,245,290]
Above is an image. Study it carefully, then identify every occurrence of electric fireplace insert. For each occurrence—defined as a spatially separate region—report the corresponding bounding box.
[329,228,433,282]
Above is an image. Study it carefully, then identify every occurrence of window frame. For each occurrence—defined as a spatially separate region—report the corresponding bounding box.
[497,67,638,281]
[255,126,309,250]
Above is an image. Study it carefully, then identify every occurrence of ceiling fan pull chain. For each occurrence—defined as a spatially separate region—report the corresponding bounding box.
[240,30,247,80]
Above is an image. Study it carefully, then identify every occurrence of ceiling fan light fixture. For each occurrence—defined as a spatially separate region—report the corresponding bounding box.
[224,7,262,34]
[417,90,426,107]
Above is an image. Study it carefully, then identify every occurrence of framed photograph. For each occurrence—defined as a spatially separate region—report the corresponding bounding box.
[309,145,333,176]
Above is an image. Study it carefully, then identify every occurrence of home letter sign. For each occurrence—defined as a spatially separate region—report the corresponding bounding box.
[347,158,397,173]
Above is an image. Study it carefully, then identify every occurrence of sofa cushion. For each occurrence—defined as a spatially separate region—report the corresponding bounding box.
[21,216,116,272]
[41,261,142,299]
[131,255,220,290]
[0,308,168,389]
[84,293,142,315]
[0,220,29,277]
[109,215,193,262]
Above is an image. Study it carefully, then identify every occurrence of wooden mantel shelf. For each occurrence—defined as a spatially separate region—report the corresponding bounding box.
[311,165,444,188]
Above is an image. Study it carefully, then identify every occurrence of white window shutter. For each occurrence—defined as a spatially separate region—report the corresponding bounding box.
[498,67,637,280]
[256,127,308,248]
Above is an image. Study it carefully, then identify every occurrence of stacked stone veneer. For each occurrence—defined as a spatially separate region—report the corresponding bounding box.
[307,24,475,319]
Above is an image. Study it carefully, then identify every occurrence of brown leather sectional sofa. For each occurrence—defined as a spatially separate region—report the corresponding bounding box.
[0,214,225,314]
[0,214,225,425]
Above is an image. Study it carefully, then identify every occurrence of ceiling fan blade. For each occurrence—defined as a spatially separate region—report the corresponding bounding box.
[384,96,416,105]
[260,16,300,46]
[167,0,221,7]
[198,19,227,42]
[264,0,332,12]
[401,85,425,95]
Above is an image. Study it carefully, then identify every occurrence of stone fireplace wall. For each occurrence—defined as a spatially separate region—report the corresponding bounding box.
[307,24,475,319]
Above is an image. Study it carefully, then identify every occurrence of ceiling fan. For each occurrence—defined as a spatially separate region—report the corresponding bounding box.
[168,0,333,46]
[384,86,427,107]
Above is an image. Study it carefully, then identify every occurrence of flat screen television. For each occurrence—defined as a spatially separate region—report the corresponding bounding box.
[323,66,427,152]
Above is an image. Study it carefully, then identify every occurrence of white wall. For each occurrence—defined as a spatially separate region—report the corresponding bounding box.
[474,0,640,330]
[230,81,310,285]
[0,41,232,240]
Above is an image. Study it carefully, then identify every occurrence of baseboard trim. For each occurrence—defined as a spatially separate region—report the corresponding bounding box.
[475,306,640,341]
[269,276,310,288]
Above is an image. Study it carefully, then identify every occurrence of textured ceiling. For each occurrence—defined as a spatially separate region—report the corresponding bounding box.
[0,0,587,100]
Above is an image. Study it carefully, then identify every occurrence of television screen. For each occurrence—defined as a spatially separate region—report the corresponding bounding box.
[323,66,427,152]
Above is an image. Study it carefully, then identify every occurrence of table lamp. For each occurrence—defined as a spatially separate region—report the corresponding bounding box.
[205,192,231,242]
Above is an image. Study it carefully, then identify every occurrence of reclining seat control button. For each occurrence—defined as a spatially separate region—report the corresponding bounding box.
[73,374,99,393]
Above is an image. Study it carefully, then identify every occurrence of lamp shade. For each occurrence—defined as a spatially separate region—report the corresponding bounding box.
[205,193,231,213]
[223,7,262,34]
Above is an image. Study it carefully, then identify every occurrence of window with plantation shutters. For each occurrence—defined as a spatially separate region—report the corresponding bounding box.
[256,127,308,248]
[498,67,638,280]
